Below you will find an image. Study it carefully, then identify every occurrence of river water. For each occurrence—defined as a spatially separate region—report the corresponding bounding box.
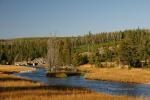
[14,68,150,97]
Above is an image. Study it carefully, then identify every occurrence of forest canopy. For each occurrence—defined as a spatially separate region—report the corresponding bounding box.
[0,29,150,68]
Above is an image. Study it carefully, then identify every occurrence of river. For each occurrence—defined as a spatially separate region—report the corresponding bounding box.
[14,68,150,97]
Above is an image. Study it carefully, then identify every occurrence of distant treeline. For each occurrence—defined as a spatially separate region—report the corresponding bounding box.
[0,29,150,68]
[0,38,48,64]
[72,29,150,68]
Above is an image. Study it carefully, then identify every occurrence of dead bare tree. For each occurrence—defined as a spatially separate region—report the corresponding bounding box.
[47,33,60,71]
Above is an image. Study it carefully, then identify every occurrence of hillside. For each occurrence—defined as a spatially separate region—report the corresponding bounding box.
[0,29,150,68]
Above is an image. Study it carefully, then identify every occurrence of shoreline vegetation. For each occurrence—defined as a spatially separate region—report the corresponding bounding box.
[78,64,150,84]
[0,64,146,100]
[0,65,36,74]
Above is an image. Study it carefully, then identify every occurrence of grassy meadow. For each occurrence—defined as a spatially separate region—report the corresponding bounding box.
[78,64,150,84]
[0,65,36,73]
[0,73,143,100]
[0,65,146,100]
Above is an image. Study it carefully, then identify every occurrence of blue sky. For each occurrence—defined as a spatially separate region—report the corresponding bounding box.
[0,0,150,39]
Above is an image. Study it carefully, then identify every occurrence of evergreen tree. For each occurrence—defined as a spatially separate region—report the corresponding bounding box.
[72,52,81,66]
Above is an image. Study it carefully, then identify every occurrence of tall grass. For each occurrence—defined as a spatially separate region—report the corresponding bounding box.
[0,73,145,100]
[1,91,142,100]
[0,65,35,73]
[0,81,41,87]
[78,64,150,84]
[0,65,148,100]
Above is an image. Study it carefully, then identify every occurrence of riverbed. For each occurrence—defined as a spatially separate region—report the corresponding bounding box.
[14,68,150,97]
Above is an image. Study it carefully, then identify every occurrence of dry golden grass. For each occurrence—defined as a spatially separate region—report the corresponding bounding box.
[0,80,41,87]
[39,64,49,68]
[0,73,143,100]
[0,73,18,78]
[0,65,148,100]
[78,64,150,84]
[47,93,146,100]
[1,91,143,100]
[0,65,36,73]
[0,73,41,87]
